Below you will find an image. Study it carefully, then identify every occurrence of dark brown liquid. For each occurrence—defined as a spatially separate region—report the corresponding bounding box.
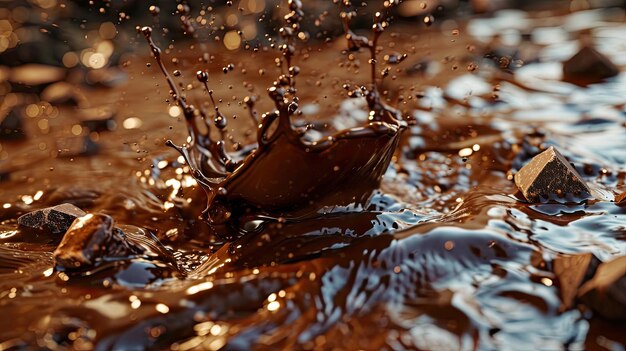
[1,2,625,350]
[138,0,409,240]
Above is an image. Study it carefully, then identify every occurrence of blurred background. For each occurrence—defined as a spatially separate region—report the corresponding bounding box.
[2,0,624,70]
[0,0,624,130]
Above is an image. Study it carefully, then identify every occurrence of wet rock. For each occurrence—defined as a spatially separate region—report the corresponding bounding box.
[514,146,591,202]
[563,45,619,85]
[578,256,626,321]
[17,203,86,235]
[0,108,26,140]
[55,135,100,158]
[553,253,600,311]
[53,214,142,270]
[77,106,116,132]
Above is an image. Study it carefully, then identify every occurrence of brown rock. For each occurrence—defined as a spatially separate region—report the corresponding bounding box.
[563,45,619,85]
[553,253,600,311]
[17,203,87,235]
[578,256,626,321]
[514,146,591,202]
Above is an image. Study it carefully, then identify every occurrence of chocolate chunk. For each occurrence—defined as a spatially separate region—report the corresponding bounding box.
[55,136,100,158]
[77,106,116,132]
[0,108,26,140]
[553,253,600,311]
[615,191,626,206]
[17,203,87,235]
[563,45,619,85]
[514,146,591,202]
[53,214,142,270]
[578,256,626,321]
[53,214,113,269]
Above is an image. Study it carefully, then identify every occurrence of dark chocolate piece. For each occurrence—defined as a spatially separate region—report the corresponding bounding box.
[563,45,619,85]
[0,108,26,140]
[578,255,626,321]
[54,214,143,270]
[77,106,117,132]
[514,146,591,202]
[55,135,100,158]
[17,203,87,235]
[553,253,600,311]
[53,213,112,269]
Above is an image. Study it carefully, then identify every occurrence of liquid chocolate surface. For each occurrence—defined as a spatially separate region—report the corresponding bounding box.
[1,1,626,350]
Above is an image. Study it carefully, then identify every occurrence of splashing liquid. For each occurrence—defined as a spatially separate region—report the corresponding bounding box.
[140,0,408,239]
[2,1,626,350]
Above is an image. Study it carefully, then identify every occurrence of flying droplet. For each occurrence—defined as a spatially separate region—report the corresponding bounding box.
[423,15,434,27]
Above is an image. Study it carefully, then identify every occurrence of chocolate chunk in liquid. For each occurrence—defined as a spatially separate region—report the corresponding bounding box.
[553,253,600,311]
[0,107,26,140]
[17,203,87,236]
[514,146,591,203]
[8,2,626,349]
[563,45,619,85]
[53,213,114,269]
[578,255,626,321]
[53,213,142,270]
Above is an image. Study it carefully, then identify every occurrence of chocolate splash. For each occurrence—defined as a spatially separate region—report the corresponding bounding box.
[140,0,408,239]
[3,1,626,349]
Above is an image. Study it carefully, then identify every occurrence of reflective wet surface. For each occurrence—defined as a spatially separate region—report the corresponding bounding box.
[0,4,625,351]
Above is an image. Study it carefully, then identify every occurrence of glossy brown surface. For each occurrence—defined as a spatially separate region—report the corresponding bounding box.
[0,3,626,350]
